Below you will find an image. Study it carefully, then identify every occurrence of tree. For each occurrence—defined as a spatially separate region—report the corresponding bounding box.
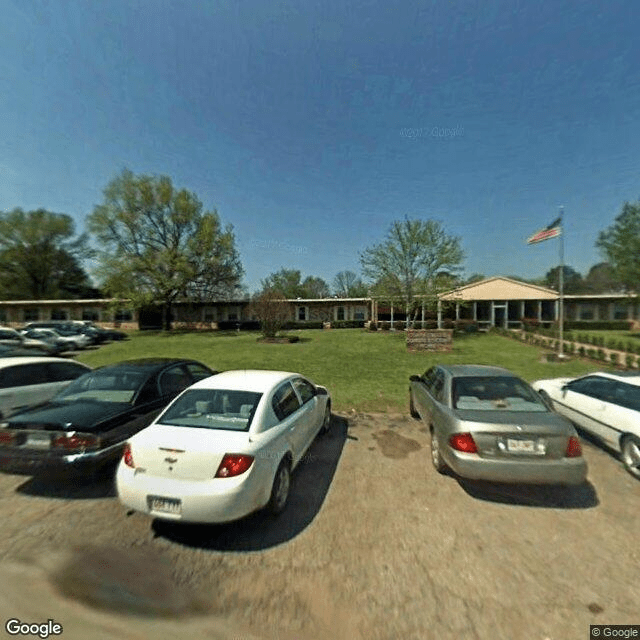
[583,262,623,293]
[249,288,292,338]
[544,266,584,294]
[260,269,330,298]
[596,199,640,291]
[360,217,464,320]
[0,208,93,300]
[333,270,369,297]
[88,169,243,330]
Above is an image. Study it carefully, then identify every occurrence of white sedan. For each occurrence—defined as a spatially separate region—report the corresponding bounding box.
[532,372,640,479]
[116,370,331,523]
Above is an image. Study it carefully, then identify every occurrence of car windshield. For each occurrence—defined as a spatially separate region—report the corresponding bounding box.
[55,369,146,404]
[452,376,547,412]
[158,389,262,432]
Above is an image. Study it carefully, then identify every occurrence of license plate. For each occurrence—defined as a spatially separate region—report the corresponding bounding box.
[506,439,545,455]
[27,433,51,448]
[148,496,182,515]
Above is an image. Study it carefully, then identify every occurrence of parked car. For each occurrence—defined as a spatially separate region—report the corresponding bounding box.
[117,370,332,523]
[21,328,80,353]
[0,358,216,476]
[409,364,587,485]
[532,372,640,480]
[0,357,91,419]
[0,327,58,354]
[22,322,93,348]
[0,345,53,358]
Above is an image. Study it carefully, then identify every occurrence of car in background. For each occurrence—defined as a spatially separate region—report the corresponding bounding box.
[0,345,53,358]
[532,372,640,480]
[22,322,93,348]
[0,358,216,477]
[117,370,332,523]
[21,328,80,354]
[409,364,587,485]
[0,327,58,354]
[0,357,91,419]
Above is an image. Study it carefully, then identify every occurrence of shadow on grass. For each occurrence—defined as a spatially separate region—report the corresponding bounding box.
[457,477,598,509]
[15,468,117,500]
[149,415,349,552]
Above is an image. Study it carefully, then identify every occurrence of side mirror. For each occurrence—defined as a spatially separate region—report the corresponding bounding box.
[315,387,328,396]
[409,375,421,382]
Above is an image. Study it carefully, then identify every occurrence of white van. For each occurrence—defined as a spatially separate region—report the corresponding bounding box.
[0,357,91,419]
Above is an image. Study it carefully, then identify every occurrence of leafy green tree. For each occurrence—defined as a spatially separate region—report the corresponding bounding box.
[596,199,640,291]
[360,217,464,320]
[0,208,93,299]
[301,275,330,298]
[260,269,330,298]
[583,262,623,293]
[544,266,584,294]
[332,270,369,297]
[88,169,243,330]
[249,288,292,338]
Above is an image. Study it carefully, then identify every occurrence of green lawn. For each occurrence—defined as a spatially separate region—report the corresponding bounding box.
[75,329,616,413]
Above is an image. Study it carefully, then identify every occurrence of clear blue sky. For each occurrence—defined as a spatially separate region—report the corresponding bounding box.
[2,0,639,293]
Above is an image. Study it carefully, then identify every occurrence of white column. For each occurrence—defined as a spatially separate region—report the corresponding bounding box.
[437,300,442,329]
[390,302,394,329]
[473,301,477,321]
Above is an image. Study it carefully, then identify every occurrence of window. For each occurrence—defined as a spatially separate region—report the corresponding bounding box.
[614,303,629,320]
[354,307,366,320]
[51,309,68,320]
[114,309,133,322]
[579,305,594,321]
[159,366,192,397]
[23,309,39,322]
[185,362,214,382]
[46,362,89,382]
[292,378,315,404]
[336,306,345,321]
[0,363,49,388]
[204,307,217,322]
[297,306,307,321]
[567,376,616,400]
[82,309,100,321]
[272,382,301,420]
[0,309,6,323]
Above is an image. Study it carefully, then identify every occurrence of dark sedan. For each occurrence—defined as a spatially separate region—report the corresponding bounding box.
[0,358,216,477]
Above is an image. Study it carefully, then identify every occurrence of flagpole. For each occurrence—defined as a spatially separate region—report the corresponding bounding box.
[558,206,564,358]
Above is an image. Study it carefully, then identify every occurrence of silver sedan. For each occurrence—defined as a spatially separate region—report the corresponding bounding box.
[409,364,587,485]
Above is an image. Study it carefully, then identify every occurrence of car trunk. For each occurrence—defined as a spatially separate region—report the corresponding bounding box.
[130,423,252,481]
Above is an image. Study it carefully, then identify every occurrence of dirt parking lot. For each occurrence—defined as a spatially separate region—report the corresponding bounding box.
[0,412,639,640]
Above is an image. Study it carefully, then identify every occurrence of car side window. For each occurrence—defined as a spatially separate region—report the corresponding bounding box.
[185,362,213,382]
[272,382,302,421]
[159,365,192,397]
[0,364,47,389]
[568,376,613,400]
[431,371,445,403]
[46,362,88,382]
[292,378,315,405]
[608,381,640,412]
[135,377,159,405]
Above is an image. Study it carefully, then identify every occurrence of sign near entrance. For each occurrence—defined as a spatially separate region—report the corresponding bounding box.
[407,329,453,352]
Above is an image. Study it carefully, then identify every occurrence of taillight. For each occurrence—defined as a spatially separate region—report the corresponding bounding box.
[565,436,582,458]
[51,433,99,451]
[0,430,16,446]
[215,454,254,478]
[449,433,478,454]
[123,443,135,468]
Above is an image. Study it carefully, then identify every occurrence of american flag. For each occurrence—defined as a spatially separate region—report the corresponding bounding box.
[527,216,562,244]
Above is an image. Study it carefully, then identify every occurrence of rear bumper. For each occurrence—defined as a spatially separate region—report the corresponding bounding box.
[445,450,588,485]
[0,443,124,475]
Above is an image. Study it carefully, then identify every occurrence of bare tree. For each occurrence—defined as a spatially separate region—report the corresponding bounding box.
[249,289,292,338]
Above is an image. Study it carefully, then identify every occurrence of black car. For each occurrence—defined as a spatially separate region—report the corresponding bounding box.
[0,358,216,476]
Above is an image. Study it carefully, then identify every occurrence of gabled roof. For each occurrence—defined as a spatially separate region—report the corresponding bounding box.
[439,277,558,301]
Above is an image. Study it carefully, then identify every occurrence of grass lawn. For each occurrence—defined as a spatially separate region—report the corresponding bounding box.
[75,329,617,413]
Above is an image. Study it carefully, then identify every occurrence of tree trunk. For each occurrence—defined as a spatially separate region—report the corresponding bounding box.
[163,302,173,331]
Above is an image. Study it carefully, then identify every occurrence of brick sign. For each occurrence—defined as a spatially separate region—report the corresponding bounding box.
[407,329,453,352]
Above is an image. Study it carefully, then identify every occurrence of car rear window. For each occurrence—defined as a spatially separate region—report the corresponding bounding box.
[452,376,547,412]
[158,388,262,431]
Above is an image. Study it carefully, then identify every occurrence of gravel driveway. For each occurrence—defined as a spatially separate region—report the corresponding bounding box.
[0,412,638,640]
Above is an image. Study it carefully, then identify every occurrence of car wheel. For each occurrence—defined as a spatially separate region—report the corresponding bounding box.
[409,390,420,419]
[430,429,448,474]
[267,459,291,515]
[321,402,332,435]
[620,435,640,480]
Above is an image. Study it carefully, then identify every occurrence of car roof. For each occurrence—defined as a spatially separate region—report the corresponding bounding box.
[438,364,518,378]
[190,369,300,392]
[0,356,88,369]
[94,358,205,373]
[585,371,640,387]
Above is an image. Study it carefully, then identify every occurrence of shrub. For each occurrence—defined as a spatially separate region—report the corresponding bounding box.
[331,320,366,329]
[627,353,638,369]
[610,352,619,365]
[578,346,586,357]
[597,348,606,360]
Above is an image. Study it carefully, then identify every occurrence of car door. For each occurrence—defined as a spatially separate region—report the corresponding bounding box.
[412,367,437,420]
[561,376,616,443]
[271,381,305,464]
[291,377,322,451]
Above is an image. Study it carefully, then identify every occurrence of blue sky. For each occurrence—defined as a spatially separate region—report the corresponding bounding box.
[2,0,640,293]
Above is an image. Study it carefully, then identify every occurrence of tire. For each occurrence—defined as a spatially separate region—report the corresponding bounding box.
[267,459,291,515]
[321,402,332,435]
[409,390,420,420]
[430,429,448,474]
[620,435,640,480]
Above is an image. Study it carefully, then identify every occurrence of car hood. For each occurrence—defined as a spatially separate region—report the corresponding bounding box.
[6,401,131,431]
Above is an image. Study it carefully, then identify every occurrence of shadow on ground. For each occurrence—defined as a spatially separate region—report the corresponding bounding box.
[150,415,349,551]
[15,467,117,500]
[457,477,599,508]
